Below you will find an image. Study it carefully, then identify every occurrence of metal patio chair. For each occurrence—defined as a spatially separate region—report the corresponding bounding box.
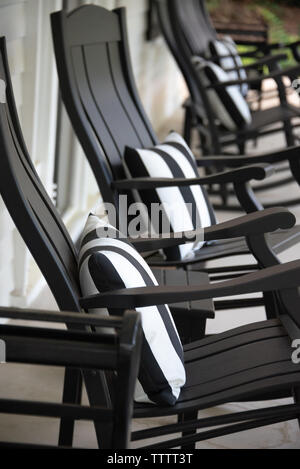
[0,27,300,448]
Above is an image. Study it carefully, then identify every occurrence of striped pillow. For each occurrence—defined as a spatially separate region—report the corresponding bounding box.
[207,38,248,97]
[124,132,213,261]
[192,57,252,131]
[79,214,186,406]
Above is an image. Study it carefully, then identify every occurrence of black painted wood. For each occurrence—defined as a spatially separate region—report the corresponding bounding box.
[0,36,143,449]
[156,0,300,209]
[0,307,142,449]
[50,4,300,280]
[1,8,300,448]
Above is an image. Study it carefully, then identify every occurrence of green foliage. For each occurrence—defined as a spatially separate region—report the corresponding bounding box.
[256,2,298,67]
[206,0,221,12]
[207,0,299,67]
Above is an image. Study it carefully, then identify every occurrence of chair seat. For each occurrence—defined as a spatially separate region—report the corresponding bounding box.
[147,224,300,268]
[250,104,300,133]
[152,268,214,313]
[134,317,300,418]
[250,105,300,130]
[218,104,300,142]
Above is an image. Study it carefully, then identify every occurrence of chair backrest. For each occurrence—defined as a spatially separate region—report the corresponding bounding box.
[155,0,203,105]
[156,0,223,153]
[51,4,216,226]
[169,0,215,57]
[0,37,81,312]
[51,5,158,210]
[198,0,218,41]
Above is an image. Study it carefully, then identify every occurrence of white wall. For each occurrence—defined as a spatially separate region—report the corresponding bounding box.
[0,0,186,309]
[118,0,186,130]
[0,0,62,307]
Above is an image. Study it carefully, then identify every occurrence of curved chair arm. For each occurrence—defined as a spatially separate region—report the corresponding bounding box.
[226,53,287,72]
[265,42,286,51]
[207,64,300,89]
[288,40,300,62]
[112,164,274,191]
[267,40,300,62]
[238,50,270,59]
[0,306,125,329]
[129,207,295,253]
[196,145,300,168]
[209,49,262,61]
[283,40,300,49]
[79,259,300,310]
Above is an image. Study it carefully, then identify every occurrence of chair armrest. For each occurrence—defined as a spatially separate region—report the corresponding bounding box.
[1,309,141,376]
[261,41,300,61]
[79,259,300,310]
[204,207,294,241]
[0,307,124,329]
[196,145,300,168]
[112,164,274,190]
[238,50,265,59]
[288,40,300,62]
[286,40,300,49]
[209,50,261,60]
[169,306,215,320]
[265,42,285,51]
[207,64,300,89]
[129,207,295,252]
[226,53,287,72]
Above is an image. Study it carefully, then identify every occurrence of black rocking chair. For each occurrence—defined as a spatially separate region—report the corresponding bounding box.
[155,0,300,211]
[159,0,300,152]
[50,4,300,296]
[0,28,300,449]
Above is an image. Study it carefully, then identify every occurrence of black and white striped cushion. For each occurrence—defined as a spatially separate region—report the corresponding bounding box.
[79,214,186,406]
[124,132,214,262]
[207,38,248,97]
[192,57,252,131]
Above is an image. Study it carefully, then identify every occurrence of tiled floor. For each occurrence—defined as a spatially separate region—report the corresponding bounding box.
[1,86,300,448]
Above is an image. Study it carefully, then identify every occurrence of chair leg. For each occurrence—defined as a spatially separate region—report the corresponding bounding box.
[283,119,295,147]
[289,157,300,190]
[183,106,193,146]
[59,367,83,447]
[219,183,229,207]
[82,369,114,448]
[293,387,300,429]
[238,142,245,155]
[178,411,198,450]
[263,291,279,320]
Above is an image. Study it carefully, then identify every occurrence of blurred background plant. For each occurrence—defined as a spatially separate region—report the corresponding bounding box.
[207,0,300,67]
